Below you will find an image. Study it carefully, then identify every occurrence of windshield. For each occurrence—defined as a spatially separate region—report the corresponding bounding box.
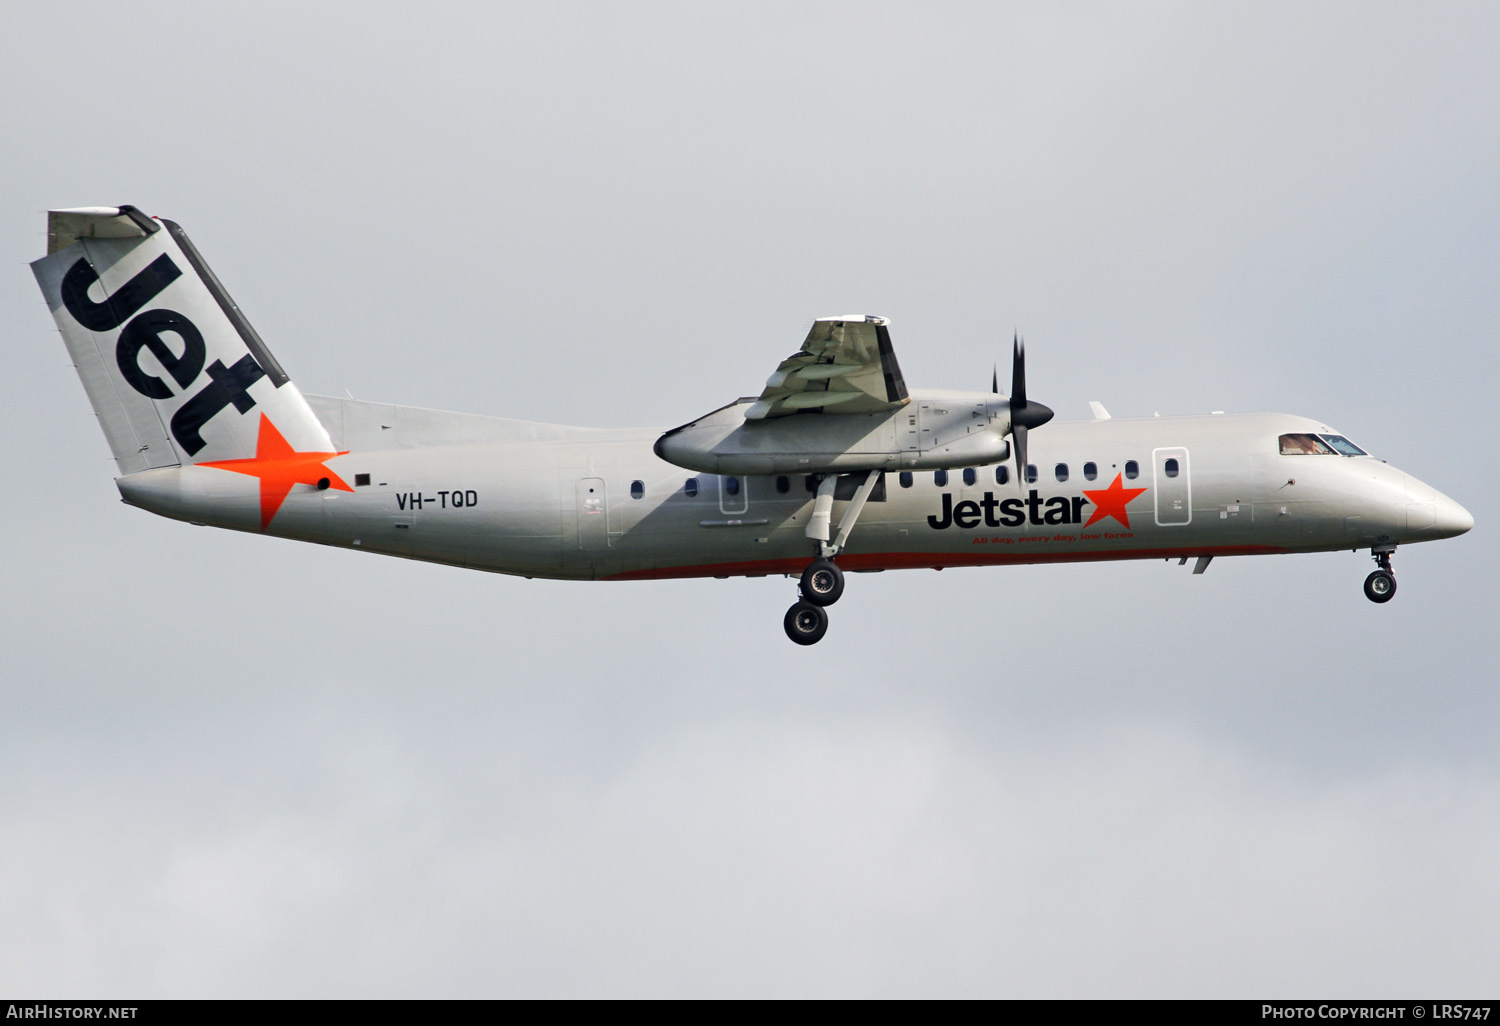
[1280,433,1334,455]
[1321,434,1368,456]
[1279,432,1370,456]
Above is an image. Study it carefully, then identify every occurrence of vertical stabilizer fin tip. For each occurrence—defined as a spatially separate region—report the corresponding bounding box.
[47,206,158,254]
[1089,401,1111,420]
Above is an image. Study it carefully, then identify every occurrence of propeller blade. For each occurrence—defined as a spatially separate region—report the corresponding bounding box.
[1010,336,1053,432]
[1011,334,1027,407]
[1005,332,1052,484]
[992,364,999,394]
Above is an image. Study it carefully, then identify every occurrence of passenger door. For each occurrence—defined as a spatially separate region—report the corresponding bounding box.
[576,477,608,549]
[718,473,749,516]
[1153,447,1191,526]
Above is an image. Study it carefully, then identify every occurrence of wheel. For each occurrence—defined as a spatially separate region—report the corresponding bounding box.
[799,559,844,607]
[784,601,829,645]
[1364,570,1396,603]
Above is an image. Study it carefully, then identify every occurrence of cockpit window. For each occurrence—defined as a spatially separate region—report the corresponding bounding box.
[1320,434,1368,456]
[1279,433,1336,455]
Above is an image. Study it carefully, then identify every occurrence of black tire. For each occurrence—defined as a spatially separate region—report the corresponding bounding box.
[784,601,829,645]
[799,559,844,607]
[1364,570,1396,603]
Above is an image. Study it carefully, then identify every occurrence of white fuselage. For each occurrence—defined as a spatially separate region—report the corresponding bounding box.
[113,396,1472,583]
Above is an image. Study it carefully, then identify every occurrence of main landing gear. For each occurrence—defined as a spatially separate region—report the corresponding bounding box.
[1363,545,1397,604]
[783,559,844,645]
[782,471,874,645]
[800,559,845,605]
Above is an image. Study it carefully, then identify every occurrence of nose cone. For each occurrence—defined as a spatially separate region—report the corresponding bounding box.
[1401,473,1473,540]
[1433,491,1474,538]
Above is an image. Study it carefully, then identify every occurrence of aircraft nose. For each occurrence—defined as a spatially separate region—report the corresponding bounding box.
[1402,473,1473,539]
[1433,491,1474,538]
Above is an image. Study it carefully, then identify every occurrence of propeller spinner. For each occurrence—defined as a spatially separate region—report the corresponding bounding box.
[1007,334,1053,483]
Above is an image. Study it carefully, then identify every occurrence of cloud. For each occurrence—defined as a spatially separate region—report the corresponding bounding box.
[5,708,1496,996]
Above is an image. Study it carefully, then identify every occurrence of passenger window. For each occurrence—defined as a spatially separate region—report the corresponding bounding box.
[630,480,644,499]
[1025,464,1038,484]
[995,465,1009,485]
[1164,458,1179,478]
[899,471,913,488]
[963,468,977,486]
[775,475,790,494]
[725,476,741,497]
[684,478,699,497]
[934,470,948,487]
[1054,463,1069,483]
[1084,462,1097,481]
[1125,460,1139,480]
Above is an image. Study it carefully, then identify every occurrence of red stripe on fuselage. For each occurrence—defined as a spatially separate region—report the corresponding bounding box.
[602,544,1290,581]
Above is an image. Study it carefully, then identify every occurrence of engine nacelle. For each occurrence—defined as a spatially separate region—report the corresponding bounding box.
[654,390,1014,476]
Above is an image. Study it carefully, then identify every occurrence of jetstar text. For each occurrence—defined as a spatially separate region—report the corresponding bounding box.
[928,489,1089,530]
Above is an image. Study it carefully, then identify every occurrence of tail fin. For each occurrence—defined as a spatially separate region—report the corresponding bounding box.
[32,206,332,475]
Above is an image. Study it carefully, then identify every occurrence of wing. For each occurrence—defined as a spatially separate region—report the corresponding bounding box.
[743,315,909,420]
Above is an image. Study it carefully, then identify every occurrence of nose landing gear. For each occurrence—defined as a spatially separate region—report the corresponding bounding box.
[1364,546,1397,604]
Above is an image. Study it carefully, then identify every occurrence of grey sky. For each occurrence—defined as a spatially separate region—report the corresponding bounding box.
[2,2,1496,997]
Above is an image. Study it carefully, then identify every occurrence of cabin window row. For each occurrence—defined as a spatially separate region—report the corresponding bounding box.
[681,475,747,497]
[677,474,819,498]
[643,436,1364,500]
[897,460,1148,489]
[654,458,1173,500]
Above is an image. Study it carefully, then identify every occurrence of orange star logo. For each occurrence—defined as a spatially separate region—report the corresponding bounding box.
[1081,473,1148,528]
[200,413,352,530]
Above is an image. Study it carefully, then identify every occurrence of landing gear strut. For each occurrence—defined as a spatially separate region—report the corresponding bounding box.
[781,470,878,644]
[1364,546,1397,604]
